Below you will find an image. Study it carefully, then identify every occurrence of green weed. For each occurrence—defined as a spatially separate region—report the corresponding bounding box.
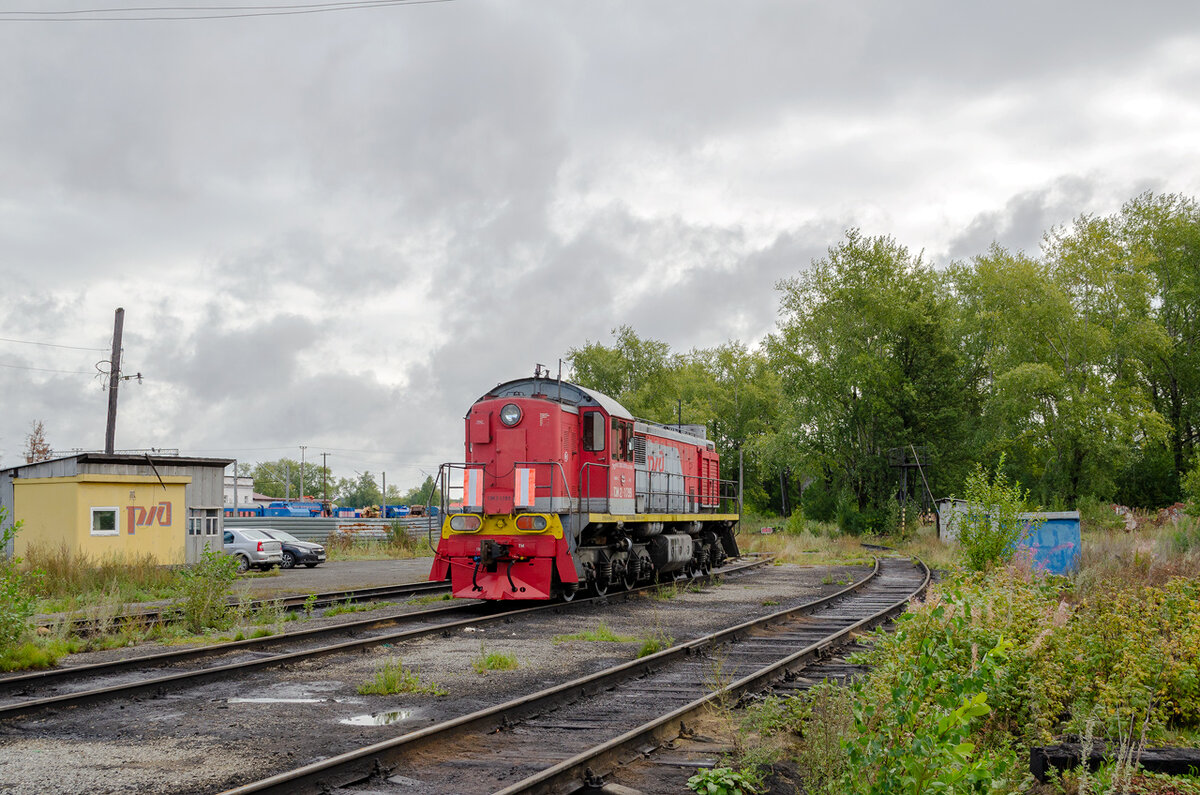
[553,621,636,643]
[358,658,447,696]
[472,645,518,674]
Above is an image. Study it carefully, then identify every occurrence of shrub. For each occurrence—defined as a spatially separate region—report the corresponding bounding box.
[784,509,806,535]
[1077,494,1125,533]
[955,457,1039,571]
[0,510,35,654]
[1046,577,1200,734]
[1183,455,1200,517]
[687,766,763,795]
[387,521,419,552]
[174,547,238,633]
[844,619,1018,794]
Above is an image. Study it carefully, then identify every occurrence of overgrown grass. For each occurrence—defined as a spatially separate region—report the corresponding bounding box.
[406,593,453,606]
[358,658,447,695]
[0,638,74,672]
[553,621,636,643]
[323,533,433,561]
[472,645,519,673]
[637,629,673,658]
[723,510,1200,794]
[739,522,876,566]
[324,598,397,616]
[24,543,182,611]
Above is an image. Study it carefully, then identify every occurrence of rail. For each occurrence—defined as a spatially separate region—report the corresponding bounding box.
[218,556,928,794]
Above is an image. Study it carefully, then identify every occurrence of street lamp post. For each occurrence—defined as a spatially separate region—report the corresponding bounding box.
[300,445,307,501]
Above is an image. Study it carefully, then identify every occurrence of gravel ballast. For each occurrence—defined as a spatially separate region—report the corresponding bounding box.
[1,561,868,794]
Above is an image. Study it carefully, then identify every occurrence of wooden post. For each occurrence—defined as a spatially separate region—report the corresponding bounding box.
[104,308,124,454]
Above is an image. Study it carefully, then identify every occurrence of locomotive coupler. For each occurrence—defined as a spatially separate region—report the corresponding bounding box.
[480,539,510,566]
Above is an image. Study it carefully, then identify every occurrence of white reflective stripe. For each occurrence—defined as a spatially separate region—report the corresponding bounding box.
[515,467,536,508]
[463,469,484,507]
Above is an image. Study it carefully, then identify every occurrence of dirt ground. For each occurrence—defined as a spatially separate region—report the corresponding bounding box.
[3,561,868,795]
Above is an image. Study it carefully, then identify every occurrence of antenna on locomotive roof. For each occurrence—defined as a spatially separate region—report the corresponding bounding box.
[557,358,563,403]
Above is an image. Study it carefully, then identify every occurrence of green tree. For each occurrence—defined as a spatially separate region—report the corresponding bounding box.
[397,475,442,506]
[337,471,383,509]
[249,458,332,501]
[954,221,1168,504]
[1120,192,1200,502]
[768,230,971,531]
[569,329,783,512]
[567,325,679,420]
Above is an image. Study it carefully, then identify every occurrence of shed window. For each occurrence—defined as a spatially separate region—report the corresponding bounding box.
[91,507,119,536]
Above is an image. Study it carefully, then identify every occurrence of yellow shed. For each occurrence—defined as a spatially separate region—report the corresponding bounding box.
[1,453,234,566]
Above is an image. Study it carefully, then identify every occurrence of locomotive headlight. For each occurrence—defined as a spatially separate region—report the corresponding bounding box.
[515,514,547,532]
[499,403,522,427]
[449,514,482,532]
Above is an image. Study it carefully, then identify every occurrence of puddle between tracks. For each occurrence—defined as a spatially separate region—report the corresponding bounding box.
[339,709,413,726]
[227,697,329,704]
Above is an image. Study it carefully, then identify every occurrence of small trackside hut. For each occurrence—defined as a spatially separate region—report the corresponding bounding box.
[428,376,740,600]
[0,453,233,566]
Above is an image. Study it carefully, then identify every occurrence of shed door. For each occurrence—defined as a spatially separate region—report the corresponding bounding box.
[186,508,220,565]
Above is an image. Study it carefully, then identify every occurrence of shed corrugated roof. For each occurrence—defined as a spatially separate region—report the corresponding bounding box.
[2,452,234,476]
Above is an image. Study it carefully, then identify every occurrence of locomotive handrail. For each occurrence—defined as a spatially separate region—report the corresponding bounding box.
[577,461,611,518]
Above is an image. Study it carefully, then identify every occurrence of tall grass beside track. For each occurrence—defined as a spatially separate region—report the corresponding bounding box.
[714,508,1200,795]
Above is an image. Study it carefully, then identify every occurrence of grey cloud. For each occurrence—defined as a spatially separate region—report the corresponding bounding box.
[140,311,319,403]
[944,176,1101,260]
[212,231,416,300]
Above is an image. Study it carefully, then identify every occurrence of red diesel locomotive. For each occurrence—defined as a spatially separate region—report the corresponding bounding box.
[428,375,741,600]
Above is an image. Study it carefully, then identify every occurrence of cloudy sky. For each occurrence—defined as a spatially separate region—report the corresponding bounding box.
[1,0,1198,489]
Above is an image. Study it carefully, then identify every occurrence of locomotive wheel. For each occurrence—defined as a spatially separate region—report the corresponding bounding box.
[622,566,638,591]
[560,585,577,603]
[592,577,609,597]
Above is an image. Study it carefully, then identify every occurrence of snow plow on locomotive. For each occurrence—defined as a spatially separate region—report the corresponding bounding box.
[428,376,741,600]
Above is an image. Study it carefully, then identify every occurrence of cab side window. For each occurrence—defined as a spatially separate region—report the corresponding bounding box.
[582,411,606,452]
[611,419,633,462]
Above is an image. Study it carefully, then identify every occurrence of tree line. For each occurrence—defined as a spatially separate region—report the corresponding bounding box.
[238,460,440,511]
[567,192,1200,532]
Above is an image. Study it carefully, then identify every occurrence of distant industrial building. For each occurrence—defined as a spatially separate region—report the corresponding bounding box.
[1,453,233,565]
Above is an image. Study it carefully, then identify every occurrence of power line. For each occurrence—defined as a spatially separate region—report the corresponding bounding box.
[0,0,458,22]
[0,361,96,375]
[0,335,109,352]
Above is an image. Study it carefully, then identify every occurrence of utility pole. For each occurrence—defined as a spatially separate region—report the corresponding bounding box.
[104,308,124,454]
[322,452,328,515]
[382,471,386,512]
[232,459,238,513]
[299,445,307,501]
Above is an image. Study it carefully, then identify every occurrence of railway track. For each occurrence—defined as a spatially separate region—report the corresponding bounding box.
[35,580,453,637]
[220,556,928,794]
[0,557,773,722]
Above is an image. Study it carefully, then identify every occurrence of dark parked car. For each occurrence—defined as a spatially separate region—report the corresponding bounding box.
[257,528,327,569]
